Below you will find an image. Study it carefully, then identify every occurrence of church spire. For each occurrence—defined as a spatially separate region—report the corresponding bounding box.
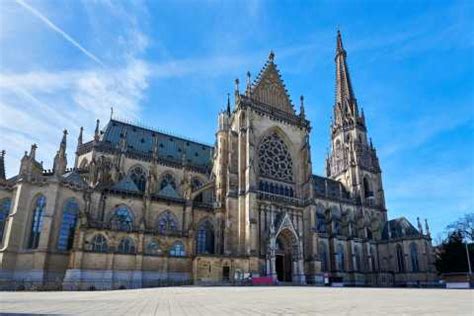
[54,129,68,175]
[333,30,360,130]
[0,150,5,180]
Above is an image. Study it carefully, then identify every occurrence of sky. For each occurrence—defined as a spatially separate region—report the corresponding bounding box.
[0,0,473,241]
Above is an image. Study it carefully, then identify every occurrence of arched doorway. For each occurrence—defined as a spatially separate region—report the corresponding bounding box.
[275,229,296,282]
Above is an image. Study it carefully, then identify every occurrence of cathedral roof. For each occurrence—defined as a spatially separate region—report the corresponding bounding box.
[381,217,420,240]
[312,175,351,200]
[157,183,181,198]
[62,170,88,188]
[98,119,213,170]
[110,174,141,193]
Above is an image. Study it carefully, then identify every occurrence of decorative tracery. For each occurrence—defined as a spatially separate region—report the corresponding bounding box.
[129,166,147,192]
[258,133,293,182]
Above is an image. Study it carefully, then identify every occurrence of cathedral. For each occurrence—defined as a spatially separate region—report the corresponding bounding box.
[0,32,437,290]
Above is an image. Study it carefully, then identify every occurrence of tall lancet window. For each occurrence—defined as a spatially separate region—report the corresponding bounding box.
[28,195,46,249]
[396,244,405,273]
[410,243,419,272]
[57,198,79,251]
[258,133,293,182]
[196,220,214,254]
[0,198,12,243]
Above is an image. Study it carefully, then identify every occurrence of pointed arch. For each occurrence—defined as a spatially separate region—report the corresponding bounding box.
[170,240,185,257]
[410,242,419,272]
[396,244,405,272]
[196,219,215,254]
[0,198,12,243]
[117,237,136,254]
[110,205,134,232]
[156,210,179,234]
[90,234,108,253]
[57,198,79,251]
[128,164,147,192]
[27,194,46,249]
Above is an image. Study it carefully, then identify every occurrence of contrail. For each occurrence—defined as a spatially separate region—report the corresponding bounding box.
[15,0,104,67]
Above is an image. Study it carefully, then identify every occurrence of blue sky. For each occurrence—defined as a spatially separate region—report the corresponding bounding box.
[0,0,473,241]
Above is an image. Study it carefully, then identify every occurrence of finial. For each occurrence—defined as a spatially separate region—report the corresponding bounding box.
[0,150,5,158]
[110,107,114,120]
[246,71,252,96]
[77,126,83,147]
[234,78,240,97]
[30,144,37,159]
[94,119,100,141]
[424,219,430,236]
[417,217,423,235]
[300,95,305,117]
[268,50,275,62]
[226,93,231,115]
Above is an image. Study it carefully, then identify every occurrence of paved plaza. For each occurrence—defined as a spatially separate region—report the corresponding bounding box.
[0,286,472,315]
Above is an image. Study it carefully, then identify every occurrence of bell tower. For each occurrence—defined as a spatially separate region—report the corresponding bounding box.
[326,31,385,209]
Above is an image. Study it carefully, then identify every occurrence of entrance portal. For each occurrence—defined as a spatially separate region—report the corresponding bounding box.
[275,230,294,282]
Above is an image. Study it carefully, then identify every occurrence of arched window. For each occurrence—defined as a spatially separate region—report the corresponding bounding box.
[410,243,419,272]
[354,246,362,272]
[364,177,373,198]
[396,244,405,272]
[336,244,345,272]
[129,166,147,192]
[157,211,178,234]
[91,234,108,253]
[316,213,327,233]
[27,195,46,249]
[319,242,328,272]
[196,220,214,254]
[0,198,12,243]
[118,238,136,254]
[145,240,161,255]
[192,178,203,202]
[170,241,185,257]
[57,198,79,251]
[110,206,134,231]
[258,133,293,182]
[160,173,176,190]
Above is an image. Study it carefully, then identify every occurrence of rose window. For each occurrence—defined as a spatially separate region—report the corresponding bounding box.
[258,133,293,182]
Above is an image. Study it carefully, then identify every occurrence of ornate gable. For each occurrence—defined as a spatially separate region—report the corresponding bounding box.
[251,52,295,114]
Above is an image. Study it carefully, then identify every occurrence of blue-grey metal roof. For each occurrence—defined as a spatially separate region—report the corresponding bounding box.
[111,175,140,193]
[312,175,351,200]
[382,217,420,240]
[62,170,88,188]
[101,119,213,169]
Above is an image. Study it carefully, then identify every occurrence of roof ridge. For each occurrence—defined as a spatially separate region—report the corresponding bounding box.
[110,117,213,148]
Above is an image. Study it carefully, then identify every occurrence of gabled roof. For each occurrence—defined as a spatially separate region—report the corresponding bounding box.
[110,175,141,193]
[99,119,213,170]
[157,183,180,199]
[250,52,295,114]
[382,217,420,240]
[62,170,88,188]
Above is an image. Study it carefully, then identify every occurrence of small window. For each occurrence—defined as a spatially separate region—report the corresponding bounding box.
[91,234,108,253]
[170,241,185,257]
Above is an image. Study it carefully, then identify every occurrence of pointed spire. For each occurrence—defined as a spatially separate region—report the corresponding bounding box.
[334,30,357,126]
[60,129,68,151]
[417,217,423,235]
[226,93,231,116]
[424,219,430,236]
[77,126,83,147]
[234,78,240,99]
[246,71,252,96]
[94,119,100,142]
[29,144,37,160]
[268,50,275,63]
[299,95,305,118]
[110,107,114,120]
[0,150,5,180]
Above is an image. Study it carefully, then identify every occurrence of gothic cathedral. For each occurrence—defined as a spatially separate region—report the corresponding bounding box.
[0,32,436,290]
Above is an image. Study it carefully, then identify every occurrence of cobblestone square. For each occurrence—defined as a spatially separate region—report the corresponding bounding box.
[0,287,472,315]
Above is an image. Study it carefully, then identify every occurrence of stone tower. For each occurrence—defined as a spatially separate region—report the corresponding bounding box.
[326,31,385,210]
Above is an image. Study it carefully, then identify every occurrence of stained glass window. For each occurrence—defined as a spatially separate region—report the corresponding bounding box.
[0,198,11,243]
[258,133,293,182]
[118,238,136,254]
[91,234,108,253]
[196,220,214,254]
[57,198,79,250]
[157,211,178,234]
[170,241,185,257]
[27,195,46,249]
[160,174,176,190]
[129,166,147,192]
[110,206,134,231]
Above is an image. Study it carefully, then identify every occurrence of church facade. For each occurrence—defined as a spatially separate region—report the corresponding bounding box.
[0,32,437,290]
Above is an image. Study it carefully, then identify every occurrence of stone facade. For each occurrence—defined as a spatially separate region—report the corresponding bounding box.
[0,32,437,290]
